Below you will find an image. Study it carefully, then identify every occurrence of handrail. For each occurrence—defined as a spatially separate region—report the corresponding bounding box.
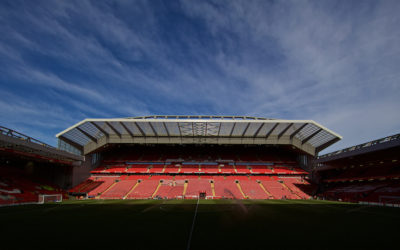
[0,126,54,149]
[318,133,400,159]
[124,115,275,120]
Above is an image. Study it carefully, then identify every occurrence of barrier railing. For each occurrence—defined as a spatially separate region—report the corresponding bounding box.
[319,133,400,159]
[0,125,54,149]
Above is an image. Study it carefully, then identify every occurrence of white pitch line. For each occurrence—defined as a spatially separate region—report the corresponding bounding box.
[186,198,200,250]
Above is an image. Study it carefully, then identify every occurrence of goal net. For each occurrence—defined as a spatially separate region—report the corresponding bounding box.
[379,196,400,204]
[38,194,63,204]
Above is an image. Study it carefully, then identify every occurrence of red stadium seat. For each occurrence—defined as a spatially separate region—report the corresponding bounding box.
[239,180,269,199]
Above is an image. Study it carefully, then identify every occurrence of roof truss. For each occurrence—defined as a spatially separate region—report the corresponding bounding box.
[76,127,97,143]
[302,128,323,145]
[290,123,308,140]
[120,122,134,138]
[266,123,279,139]
[58,135,83,151]
[162,122,170,136]
[134,122,146,137]
[278,123,293,139]
[56,118,341,156]
[105,122,121,138]
[253,123,265,137]
[148,122,158,137]
[90,122,109,138]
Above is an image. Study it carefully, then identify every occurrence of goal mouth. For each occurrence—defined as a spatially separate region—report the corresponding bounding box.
[38,194,63,204]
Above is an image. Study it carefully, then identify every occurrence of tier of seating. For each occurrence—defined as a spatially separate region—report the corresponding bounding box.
[126,179,159,199]
[154,180,185,199]
[323,165,400,183]
[185,179,213,198]
[72,146,312,200]
[69,175,312,200]
[0,167,64,205]
[260,178,298,199]
[102,145,298,163]
[282,178,310,199]
[214,180,244,199]
[100,177,137,199]
[87,177,118,197]
[91,164,306,175]
[239,180,269,199]
[321,180,400,204]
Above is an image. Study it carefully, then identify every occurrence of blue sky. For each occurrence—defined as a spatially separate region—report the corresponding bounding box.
[0,0,399,153]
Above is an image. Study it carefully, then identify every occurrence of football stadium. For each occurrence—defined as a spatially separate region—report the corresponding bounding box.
[1,116,399,249]
[2,1,400,249]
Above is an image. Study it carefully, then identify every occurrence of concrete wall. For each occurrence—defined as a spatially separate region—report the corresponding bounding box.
[70,153,102,188]
[70,154,93,188]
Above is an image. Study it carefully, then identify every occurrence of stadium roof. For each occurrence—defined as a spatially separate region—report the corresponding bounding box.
[0,126,83,163]
[56,115,342,156]
[316,132,400,163]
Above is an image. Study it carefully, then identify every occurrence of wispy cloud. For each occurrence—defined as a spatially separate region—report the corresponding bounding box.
[0,0,399,151]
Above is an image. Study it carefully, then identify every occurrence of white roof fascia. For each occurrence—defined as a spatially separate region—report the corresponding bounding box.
[56,118,341,141]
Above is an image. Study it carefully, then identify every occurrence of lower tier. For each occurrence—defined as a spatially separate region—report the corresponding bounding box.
[70,175,314,200]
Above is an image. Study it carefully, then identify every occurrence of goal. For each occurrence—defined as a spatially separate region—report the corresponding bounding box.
[38,194,63,204]
[379,196,400,204]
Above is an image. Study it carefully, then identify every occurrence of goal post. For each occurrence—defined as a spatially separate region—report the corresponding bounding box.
[378,196,400,204]
[38,194,63,204]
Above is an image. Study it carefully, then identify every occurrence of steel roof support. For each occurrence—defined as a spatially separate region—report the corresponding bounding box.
[278,123,293,139]
[217,123,222,136]
[120,122,134,138]
[229,122,236,137]
[56,119,342,156]
[253,123,265,137]
[316,137,341,153]
[177,122,183,137]
[162,122,170,136]
[148,122,158,137]
[241,122,251,137]
[290,123,308,140]
[265,123,279,139]
[134,122,146,137]
[302,128,323,145]
[76,127,98,143]
[105,122,121,138]
[90,122,109,138]
[58,135,84,151]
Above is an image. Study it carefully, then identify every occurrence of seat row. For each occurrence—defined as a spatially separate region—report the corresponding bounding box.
[322,180,400,204]
[70,175,312,200]
[0,168,65,205]
[91,164,307,175]
[324,165,400,183]
[103,149,295,163]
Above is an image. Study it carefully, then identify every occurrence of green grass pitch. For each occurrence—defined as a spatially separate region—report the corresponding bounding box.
[1,199,399,249]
